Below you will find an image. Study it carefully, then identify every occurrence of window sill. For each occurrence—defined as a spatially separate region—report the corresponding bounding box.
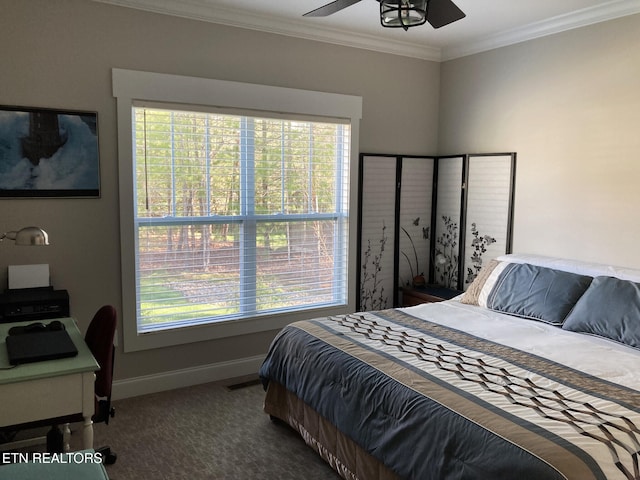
[122,303,351,352]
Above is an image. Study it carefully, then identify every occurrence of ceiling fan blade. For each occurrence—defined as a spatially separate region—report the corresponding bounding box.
[426,0,466,29]
[303,0,363,17]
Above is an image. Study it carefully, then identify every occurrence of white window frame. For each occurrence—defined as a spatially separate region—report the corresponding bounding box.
[113,69,362,352]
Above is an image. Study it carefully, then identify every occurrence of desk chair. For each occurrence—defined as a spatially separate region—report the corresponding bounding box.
[75,305,118,464]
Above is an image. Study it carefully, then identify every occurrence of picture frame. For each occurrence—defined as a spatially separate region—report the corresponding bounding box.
[0,105,100,198]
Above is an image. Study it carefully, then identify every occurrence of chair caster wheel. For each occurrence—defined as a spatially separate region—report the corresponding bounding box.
[97,446,117,465]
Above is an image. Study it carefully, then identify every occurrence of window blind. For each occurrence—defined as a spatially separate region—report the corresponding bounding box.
[133,106,350,332]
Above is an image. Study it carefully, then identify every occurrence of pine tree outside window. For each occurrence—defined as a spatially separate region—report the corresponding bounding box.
[133,107,350,332]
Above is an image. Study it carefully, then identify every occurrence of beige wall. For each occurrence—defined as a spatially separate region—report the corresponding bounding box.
[439,14,640,268]
[0,0,440,382]
[3,0,639,387]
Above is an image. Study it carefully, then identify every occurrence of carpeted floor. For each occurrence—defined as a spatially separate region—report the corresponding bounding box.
[7,379,341,480]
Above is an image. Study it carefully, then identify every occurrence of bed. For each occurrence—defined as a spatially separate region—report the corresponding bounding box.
[259,254,640,480]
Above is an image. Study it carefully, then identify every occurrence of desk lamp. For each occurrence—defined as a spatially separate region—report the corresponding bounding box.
[0,226,49,246]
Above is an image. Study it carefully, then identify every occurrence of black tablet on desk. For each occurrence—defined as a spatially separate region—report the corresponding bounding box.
[5,330,78,365]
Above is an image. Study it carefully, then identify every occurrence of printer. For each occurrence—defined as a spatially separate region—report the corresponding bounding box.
[0,264,69,323]
[0,288,70,323]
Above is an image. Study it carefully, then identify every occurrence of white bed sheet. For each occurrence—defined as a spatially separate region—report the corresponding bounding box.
[401,299,640,392]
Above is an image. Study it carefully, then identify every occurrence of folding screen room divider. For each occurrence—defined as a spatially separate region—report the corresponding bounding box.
[357,152,516,311]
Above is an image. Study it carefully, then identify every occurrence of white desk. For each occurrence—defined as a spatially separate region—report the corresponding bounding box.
[0,318,99,450]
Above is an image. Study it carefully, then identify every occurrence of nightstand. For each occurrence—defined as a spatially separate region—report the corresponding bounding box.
[401,285,462,307]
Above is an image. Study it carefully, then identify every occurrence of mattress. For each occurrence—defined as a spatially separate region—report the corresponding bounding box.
[260,299,640,480]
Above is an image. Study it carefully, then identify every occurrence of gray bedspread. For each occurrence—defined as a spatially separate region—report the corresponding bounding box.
[260,308,640,480]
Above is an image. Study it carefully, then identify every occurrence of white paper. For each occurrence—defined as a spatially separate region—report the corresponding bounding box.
[8,264,50,289]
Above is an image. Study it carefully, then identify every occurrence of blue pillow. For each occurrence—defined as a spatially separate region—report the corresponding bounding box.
[486,262,593,326]
[562,276,640,349]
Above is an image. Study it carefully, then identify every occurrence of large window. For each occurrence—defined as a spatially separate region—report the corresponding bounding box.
[134,107,350,332]
[113,69,361,352]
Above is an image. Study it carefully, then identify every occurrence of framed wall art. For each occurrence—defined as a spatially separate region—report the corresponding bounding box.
[0,105,100,198]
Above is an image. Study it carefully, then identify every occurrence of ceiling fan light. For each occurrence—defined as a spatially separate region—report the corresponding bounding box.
[380,0,428,30]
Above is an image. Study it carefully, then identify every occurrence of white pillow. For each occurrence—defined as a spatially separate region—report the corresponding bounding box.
[497,253,640,282]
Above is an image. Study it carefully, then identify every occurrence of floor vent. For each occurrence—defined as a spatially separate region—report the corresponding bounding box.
[226,378,262,390]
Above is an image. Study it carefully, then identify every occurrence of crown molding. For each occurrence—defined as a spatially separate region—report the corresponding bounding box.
[91,0,442,60]
[442,0,640,61]
[93,0,441,62]
[93,0,640,62]
[205,4,443,61]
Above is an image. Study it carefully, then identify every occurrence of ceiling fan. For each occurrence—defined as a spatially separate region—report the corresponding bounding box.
[303,0,466,31]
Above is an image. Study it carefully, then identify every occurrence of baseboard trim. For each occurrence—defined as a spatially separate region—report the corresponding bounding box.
[0,436,47,452]
[111,354,265,400]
